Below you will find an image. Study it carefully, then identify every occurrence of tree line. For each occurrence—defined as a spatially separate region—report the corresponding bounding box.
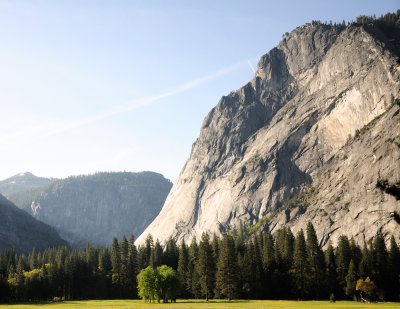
[0,222,399,302]
[307,10,400,30]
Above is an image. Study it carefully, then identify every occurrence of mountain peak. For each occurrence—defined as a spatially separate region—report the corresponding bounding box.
[0,172,54,197]
[16,171,35,178]
[137,20,400,247]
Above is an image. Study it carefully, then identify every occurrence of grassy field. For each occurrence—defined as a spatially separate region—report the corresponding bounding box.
[1,300,400,309]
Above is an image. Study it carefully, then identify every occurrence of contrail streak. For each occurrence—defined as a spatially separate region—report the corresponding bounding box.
[247,60,256,73]
[0,61,246,143]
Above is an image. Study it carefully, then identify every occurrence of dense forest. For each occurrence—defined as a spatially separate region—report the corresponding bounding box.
[0,222,399,303]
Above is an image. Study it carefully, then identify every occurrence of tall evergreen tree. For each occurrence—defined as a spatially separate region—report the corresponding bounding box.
[306,222,326,299]
[143,235,154,268]
[274,227,294,298]
[128,235,139,298]
[110,238,121,296]
[164,238,179,270]
[150,240,163,268]
[291,230,310,299]
[96,249,111,299]
[325,244,339,299]
[388,236,400,301]
[358,244,372,279]
[238,243,252,299]
[215,235,240,300]
[349,238,362,270]
[252,236,264,298]
[345,259,357,299]
[211,234,220,262]
[177,239,189,298]
[188,237,201,298]
[371,232,388,294]
[119,236,131,297]
[197,233,215,300]
[262,231,275,298]
[336,235,351,296]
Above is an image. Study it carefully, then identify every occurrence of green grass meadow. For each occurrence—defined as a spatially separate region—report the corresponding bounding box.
[1,300,400,309]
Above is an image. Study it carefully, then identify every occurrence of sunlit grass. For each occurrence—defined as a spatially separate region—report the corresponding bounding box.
[1,299,400,309]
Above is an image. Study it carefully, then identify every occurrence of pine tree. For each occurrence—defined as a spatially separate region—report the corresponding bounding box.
[262,231,276,272]
[215,235,240,300]
[211,234,220,262]
[345,260,357,299]
[274,228,294,298]
[358,245,371,279]
[197,233,215,300]
[29,249,38,270]
[97,249,111,299]
[388,236,400,301]
[336,235,351,297]
[188,237,201,298]
[128,235,139,298]
[291,229,310,299]
[306,222,326,299]
[371,232,388,294]
[349,238,362,270]
[119,236,131,297]
[110,238,121,296]
[275,227,295,271]
[325,244,339,300]
[252,235,264,298]
[238,250,249,298]
[164,238,179,270]
[177,239,189,298]
[143,235,154,268]
[262,231,275,298]
[150,240,163,268]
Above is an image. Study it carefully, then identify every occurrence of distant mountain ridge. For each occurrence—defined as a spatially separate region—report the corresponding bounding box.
[0,194,67,252]
[8,171,172,247]
[0,172,55,197]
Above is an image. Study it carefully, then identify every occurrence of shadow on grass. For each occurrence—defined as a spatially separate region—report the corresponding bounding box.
[0,302,52,306]
[175,299,251,304]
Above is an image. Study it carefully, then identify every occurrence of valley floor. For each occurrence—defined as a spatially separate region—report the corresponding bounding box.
[1,300,400,309]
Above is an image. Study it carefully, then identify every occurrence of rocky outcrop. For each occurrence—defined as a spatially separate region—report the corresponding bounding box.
[270,103,400,247]
[0,194,67,252]
[137,23,400,246]
[25,172,172,247]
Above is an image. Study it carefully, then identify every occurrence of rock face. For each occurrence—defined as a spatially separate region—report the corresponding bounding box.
[137,23,400,247]
[269,104,400,246]
[24,172,172,247]
[0,194,67,252]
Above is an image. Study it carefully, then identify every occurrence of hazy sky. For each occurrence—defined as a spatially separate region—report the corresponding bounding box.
[0,1,398,182]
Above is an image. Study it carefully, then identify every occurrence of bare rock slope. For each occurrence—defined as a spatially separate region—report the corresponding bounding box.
[0,194,67,252]
[25,172,172,247]
[138,23,400,246]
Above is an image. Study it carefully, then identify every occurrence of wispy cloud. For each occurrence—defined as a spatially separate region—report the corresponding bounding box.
[0,60,246,144]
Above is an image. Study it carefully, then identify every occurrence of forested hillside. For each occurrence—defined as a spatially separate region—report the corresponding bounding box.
[9,172,172,247]
[0,195,67,253]
[0,223,399,302]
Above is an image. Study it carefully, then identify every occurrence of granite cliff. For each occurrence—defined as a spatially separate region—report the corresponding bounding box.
[138,22,400,246]
[15,172,172,247]
[0,194,67,252]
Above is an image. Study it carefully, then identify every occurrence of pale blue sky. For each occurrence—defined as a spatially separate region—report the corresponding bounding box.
[0,0,398,182]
